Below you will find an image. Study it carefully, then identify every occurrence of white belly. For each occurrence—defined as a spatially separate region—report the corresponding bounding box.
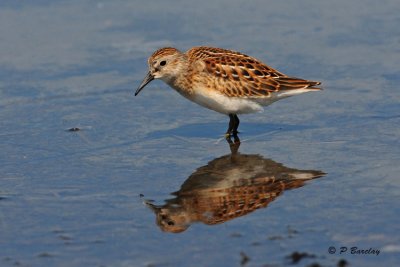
[188,89,265,115]
[173,84,315,115]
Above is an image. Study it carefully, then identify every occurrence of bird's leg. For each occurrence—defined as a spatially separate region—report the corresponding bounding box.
[226,114,240,138]
[232,114,240,136]
[226,114,235,137]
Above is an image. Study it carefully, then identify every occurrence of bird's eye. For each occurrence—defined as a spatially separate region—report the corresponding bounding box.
[160,60,167,66]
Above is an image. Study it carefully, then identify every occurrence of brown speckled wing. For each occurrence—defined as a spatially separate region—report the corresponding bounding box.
[187,46,321,98]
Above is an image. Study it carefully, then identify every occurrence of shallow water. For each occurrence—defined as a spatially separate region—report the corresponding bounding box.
[1,1,399,266]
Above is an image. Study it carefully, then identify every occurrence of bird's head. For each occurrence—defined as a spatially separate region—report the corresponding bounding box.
[135,47,186,96]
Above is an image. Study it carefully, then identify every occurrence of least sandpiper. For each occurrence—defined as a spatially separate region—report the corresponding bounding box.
[135,46,321,136]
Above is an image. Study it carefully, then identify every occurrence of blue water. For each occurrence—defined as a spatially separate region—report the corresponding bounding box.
[1,1,399,266]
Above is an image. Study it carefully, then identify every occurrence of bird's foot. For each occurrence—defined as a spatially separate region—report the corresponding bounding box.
[225,130,240,137]
[225,131,240,144]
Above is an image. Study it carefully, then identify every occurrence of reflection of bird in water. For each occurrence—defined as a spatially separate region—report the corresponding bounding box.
[145,139,325,233]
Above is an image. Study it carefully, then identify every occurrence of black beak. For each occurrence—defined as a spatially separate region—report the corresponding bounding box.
[135,72,154,96]
[144,201,159,212]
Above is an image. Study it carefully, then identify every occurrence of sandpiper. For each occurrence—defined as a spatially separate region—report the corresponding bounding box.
[135,46,321,136]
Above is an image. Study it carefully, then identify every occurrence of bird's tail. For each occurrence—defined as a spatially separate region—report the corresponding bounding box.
[277,77,322,90]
